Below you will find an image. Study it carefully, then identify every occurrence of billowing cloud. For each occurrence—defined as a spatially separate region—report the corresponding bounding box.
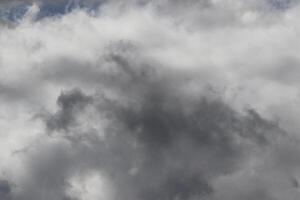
[0,1,300,200]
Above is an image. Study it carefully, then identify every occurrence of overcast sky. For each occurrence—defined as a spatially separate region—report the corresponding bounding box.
[0,0,300,200]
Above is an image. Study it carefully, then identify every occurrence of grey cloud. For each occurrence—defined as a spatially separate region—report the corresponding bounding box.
[0,0,300,200]
[0,31,298,200]
[264,57,300,85]
[22,53,287,200]
[46,88,93,132]
[268,0,295,10]
[0,180,11,200]
[13,143,77,200]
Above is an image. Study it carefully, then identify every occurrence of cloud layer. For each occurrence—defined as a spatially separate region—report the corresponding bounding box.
[0,1,300,200]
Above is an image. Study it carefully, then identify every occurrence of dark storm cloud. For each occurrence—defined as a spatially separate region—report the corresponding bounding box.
[268,0,295,10]
[13,143,78,200]
[0,179,11,200]
[46,88,93,132]
[1,1,300,200]
[18,50,284,200]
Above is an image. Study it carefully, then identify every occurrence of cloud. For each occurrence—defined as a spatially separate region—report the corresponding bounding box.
[0,1,300,200]
[19,85,282,200]
[14,54,286,200]
[45,88,93,133]
[0,180,11,200]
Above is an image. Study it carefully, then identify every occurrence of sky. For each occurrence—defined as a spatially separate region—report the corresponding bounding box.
[0,0,300,200]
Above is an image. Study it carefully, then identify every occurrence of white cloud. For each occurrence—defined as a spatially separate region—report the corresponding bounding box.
[0,1,300,199]
[67,170,114,200]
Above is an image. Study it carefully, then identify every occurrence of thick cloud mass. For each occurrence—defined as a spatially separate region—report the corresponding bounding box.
[0,0,300,200]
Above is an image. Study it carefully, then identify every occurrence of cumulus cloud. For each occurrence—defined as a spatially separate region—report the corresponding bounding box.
[0,1,300,200]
